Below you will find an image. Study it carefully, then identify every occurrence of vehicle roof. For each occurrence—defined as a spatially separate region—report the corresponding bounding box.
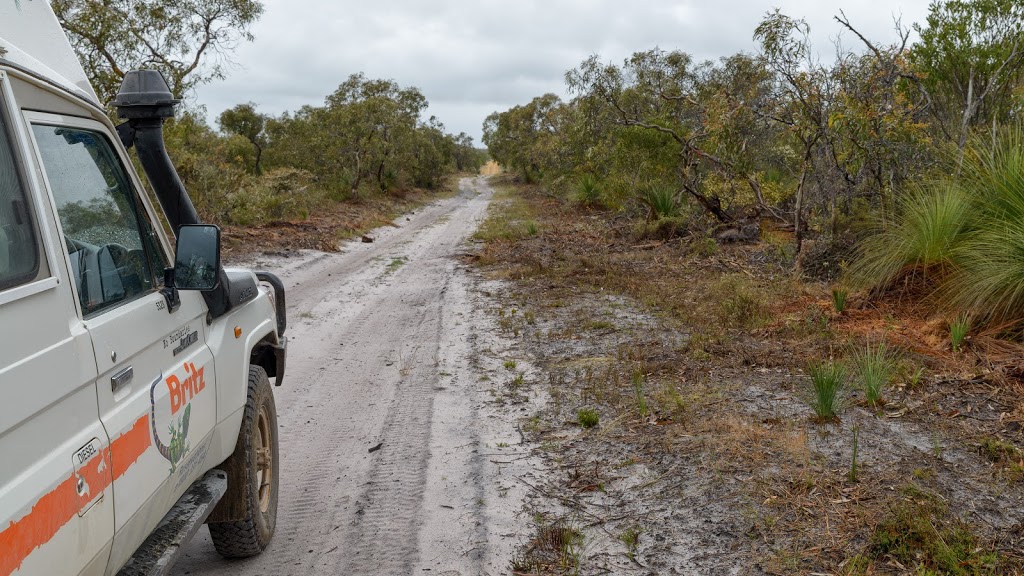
[0,0,99,106]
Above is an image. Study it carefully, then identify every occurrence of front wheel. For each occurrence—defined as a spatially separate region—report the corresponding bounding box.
[208,365,279,557]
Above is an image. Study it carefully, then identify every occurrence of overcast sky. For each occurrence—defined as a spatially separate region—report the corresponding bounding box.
[194,0,933,144]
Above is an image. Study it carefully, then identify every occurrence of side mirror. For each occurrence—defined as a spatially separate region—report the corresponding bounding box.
[173,224,221,291]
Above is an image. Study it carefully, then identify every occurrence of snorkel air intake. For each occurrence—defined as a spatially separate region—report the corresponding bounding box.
[112,70,199,232]
[113,70,251,319]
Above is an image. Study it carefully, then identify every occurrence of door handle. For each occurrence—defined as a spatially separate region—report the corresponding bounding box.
[110,365,133,393]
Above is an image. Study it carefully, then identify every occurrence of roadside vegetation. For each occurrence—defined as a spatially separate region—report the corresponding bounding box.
[160,84,486,253]
[51,0,488,253]
[480,0,1024,573]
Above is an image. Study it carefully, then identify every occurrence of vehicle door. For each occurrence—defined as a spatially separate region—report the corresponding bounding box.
[0,73,113,576]
[24,112,218,572]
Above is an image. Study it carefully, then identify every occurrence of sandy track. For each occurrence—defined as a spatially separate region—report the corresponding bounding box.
[173,177,533,576]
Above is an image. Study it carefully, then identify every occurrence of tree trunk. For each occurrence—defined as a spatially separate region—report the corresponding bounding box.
[682,183,732,223]
[795,166,806,254]
[957,69,975,165]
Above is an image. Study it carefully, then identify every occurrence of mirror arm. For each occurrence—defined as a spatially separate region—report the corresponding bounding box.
[161,267,180,314]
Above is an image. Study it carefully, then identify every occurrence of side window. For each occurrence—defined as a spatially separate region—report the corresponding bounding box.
[32,124,164,316]
[0,101,39,290]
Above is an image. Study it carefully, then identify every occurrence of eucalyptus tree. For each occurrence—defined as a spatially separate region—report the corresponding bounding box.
[51,0,264,104]
[482,93,565,182]
[565,49,782,222]
[912,0,1024,150]
[218,102,268,174]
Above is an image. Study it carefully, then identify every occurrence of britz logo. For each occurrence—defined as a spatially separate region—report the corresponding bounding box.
[166,362,206,415]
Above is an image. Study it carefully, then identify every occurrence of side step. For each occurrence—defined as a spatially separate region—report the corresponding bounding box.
[117,469,228,576]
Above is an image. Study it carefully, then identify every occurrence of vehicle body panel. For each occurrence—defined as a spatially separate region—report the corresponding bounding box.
[0,4,284,575]
[0,71,113,576]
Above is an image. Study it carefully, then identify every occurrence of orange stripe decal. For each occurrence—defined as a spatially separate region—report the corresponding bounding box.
[0,415,151,575]
[0,473,79,576]
[111,414,151,480]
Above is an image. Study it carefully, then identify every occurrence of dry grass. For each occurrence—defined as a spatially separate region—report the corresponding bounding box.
[221,183,459,257]
[474,180,1024,575]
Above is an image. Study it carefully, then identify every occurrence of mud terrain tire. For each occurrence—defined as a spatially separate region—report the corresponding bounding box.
[208,365,279,558]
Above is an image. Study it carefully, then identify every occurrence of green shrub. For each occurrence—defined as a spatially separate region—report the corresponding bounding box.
[871,485,1003,574]
[945,129,1024,327]
[574,173,604,207]
[226,168,323,226]
[577,408,600,428]
[846,182,971,293]
[632,216,690,240]
[848,126,1024,332]
[637,183,681,219]
[712,274,766,329]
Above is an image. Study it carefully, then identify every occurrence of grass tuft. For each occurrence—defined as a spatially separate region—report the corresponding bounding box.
[849,127,1024,331]
[632,369,649,420]
[511,519,584,575]
[832,287,848,313]
[851,340,896,407]
[950,314,970,351]
[637,183,681,220]
[577,408,600,428]
[846,182,970,293]
[803,360,847,423]
[574,173,604,208]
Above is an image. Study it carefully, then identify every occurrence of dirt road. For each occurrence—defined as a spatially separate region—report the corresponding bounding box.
[174,177,535,576]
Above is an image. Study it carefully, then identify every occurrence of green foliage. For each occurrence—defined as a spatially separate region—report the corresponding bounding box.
[218,103,268,174]
[161,109,251,223]
[267,74,457,196]
[573,174,604,207]
[483,9,942,254]
[619,527,641,560]
[850,127,1024,331]
[804,360,847,422]
[871,485,1003,574]
[950,315,971,351]
[712,274,766,329]
[846,182,972,292]
[832,288,848,313]
[482,94,566,182]
[637,184,681,220]
[978,437,1022,464]
[944,129,1024,327]
[52,0,264,104]
[577,408,600,428]
[632,369,648,420]
[912,0,1024,146]
[851,340,896,407]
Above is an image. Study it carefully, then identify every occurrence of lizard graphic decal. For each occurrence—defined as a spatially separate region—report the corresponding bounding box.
[149,373,191,473]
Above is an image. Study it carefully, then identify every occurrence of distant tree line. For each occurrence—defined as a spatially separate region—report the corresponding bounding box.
[483,0,1024,253]
[161,75,487,225]
[50,0,487,225]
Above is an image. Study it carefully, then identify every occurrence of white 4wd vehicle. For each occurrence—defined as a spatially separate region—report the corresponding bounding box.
[0,3,287,575]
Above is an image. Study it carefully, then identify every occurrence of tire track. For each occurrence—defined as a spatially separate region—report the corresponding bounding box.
[174,178,512,576]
